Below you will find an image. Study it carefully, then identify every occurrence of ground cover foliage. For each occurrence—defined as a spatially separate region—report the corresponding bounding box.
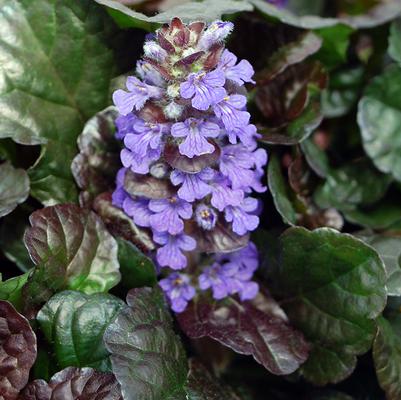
[1,0,401,399]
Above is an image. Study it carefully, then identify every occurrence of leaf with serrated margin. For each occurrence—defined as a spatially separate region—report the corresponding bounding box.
[0,300,37,400]
[177,292,309,376]
[37,290,124,371]
[104,287,188,400]
[22,204,121,317]
[271,227,387,385]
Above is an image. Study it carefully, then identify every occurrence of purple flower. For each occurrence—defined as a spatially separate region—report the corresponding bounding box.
[149,197,192,235]
[154,231,196,270]
[224,197,259,235]
[199,263,233,300]
[171,118,220,158]
[219,145,255,190]
[195,204,218,231]
[226,124,260,148]
[120,147,161,175]
[218,49,255,86]
[143,41,168,62]
[213,95,250,130]
[113,76,164,115]
[124,120,168,158]
[122,196,152,228]
[112,168,128,208]
[115,114,137,140]
[180,70,227,111]
[210,174,244,211]
[159,273,196,313]
[170,168,215,202]
[198,21,234,50]
[136,60,165,87]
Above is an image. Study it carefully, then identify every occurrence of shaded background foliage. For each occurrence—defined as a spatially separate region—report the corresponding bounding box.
[1,0,401,399]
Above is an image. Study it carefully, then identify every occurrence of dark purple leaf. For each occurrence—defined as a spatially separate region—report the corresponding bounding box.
[104,287,188,400]
[124,169,176,199]
[71,107,121,208]
[185,359,242,399]
[177,292,310,375]
[175,51,205,66]
[22,204,120,317]
[20,367,122,400]
[0,300,37,400]
[93,192,155,253]
[164,141,221,173]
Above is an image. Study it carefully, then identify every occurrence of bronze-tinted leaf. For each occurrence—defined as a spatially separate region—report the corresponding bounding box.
[177,292,309,375]
[164,142,221,174]
[20,367,122,400]
[71,107,121,208]
[124,169,176,199]
[93,192,155,253]
[0,300,37,400]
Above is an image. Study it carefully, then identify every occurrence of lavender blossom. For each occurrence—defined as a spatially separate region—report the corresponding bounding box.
[111,18,268,312]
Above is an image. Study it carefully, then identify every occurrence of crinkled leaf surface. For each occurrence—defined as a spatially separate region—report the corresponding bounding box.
[37,290,124,371]
[0,272,30,311]
[0,162,29,218]
[116,238,157,288]
[373,316,401,400]
[185,359,241,399]
[20,366,122,400]
[389,18,401,64]
[0,300,37,400]
[96,0,252,29]
[358,65,401,182]
[177,292,309,376]
[271,227,387,385]
[0,0,119,204]
[22,204,121,316]
[357,234,401,297]
[71,106,121,208]
[104,287,188,400]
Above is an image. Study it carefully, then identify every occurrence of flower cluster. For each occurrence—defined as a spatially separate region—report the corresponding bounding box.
[112,18,267,312]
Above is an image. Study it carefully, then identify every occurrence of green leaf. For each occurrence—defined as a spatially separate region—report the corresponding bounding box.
[322,67,365,118]
[104,287,188,400]
[300,138,330,178]
[314,159,392,212]
[96,0,253,28]
[357,234,401,297]
[22,204,121,316]
[117,238,157,288]
[0,161,29,218]
[268,153,297,226]
[271,227,387,384]
[389,18,401,64]
[37,290,124,371]
[373,316,401,400]
[0,271,30,311]
[358,65,401,182]
[0,0,120,204]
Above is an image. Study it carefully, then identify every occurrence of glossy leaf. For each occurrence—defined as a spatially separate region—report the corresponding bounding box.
[271,227,387,384]
[177,292,310,376]
[116,238,157,288]
[93,192,155,253]
[104,287,188,400]
[71,106,121,208]
[0,162,29,218]
[96,0,252,28]
[20,367,122,400]
[0,272,30,311]
[358,65,401,182]
[22,204,121,316]
[37,290,124,371]
[389,18,401,64]
[357,234,401,296]
[0,0,119,204]
[373,317,401,400]
[0,300,37,400]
